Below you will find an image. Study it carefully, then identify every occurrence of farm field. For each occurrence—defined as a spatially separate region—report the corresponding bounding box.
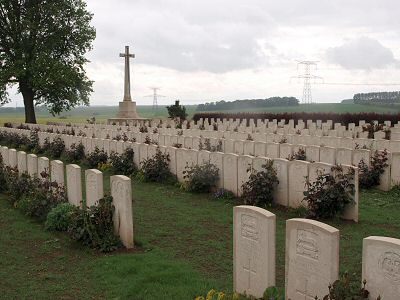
[1,152,400,299]
[0,103,399,125]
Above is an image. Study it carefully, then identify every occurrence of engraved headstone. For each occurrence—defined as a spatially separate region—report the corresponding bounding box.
[111,175,134,249]
[51,160,64,186]
[362,236,400,300]
[234,206,276,298]
[285,218,339,300]
[85,169,104,207]
[66,164,82,207]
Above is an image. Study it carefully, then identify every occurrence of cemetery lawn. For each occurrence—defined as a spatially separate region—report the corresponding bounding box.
[1,169,400,298]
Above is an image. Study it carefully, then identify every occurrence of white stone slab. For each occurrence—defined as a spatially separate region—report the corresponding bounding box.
[362,236,400,300]
[111,175,134,249]
[66,164,82,207]
[85,169,104,207]
[285,218,339,300]
[234,206,275,298]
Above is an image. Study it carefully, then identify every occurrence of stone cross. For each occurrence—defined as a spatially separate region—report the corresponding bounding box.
[119,46,135,102]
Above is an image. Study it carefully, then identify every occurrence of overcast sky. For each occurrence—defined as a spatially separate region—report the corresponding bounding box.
[6,0,400,107]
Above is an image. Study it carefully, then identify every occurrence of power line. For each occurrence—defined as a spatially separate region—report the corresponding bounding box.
[291,60,323,104]
[144,87,166,111]
[316,82,400,86]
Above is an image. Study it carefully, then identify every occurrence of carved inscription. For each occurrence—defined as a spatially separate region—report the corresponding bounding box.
[379,251,400,282]
[241,214,259,242]
[296,229,319,260]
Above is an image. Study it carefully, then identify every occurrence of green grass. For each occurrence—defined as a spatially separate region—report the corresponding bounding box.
[196,103,400,114]
[0,105,198,125]
[1,143,400,298]
[1,103,399,125]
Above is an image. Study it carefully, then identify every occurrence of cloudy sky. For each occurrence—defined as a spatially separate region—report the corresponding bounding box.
[6,0,400,107]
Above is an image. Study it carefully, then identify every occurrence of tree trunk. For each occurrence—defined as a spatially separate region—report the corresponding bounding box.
[20,82,37,124]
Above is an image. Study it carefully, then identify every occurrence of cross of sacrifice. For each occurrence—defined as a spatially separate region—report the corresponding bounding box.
[119,46,135,102]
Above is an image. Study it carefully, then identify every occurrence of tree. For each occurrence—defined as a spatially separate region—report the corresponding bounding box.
[166,100,187,120]
[0,0,96,123]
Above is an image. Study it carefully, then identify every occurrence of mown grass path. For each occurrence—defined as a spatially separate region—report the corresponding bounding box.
[1,163,400,299]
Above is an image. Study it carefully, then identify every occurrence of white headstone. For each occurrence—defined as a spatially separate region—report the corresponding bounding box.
[111,175,134,249]
[85,169,104,207]
[50,160,64,186]
[362,236,400,300]
[38,157,50,179]
[234,206,275,298]
[66,164,82,207]
[288,160,309,208]
[223,153,239,195]
[17,151,27,174]
[27,154,38,177]
[285,218,339,300]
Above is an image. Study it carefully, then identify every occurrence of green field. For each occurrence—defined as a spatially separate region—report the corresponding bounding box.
[1,144,400,298]
[0,103,399,125]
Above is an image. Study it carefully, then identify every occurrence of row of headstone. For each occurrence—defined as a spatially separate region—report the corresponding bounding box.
[234,205,400,300]
[2,126,395,192]
[0,128,361,220]
[0,145,134,249]
[8,121,400,149]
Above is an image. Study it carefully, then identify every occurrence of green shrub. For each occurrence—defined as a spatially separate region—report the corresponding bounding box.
[288,148,306,161]
[140,148,171,182]
[183,161,219,193]
[241,160,279,207]
[213,188,236,201]
[0,156,6,193]
[86,147,108,168]
[110,148,137,176]
[4,167,33,205]
[64,142,86,163]
[18,173,67,221]
[45,203,75,231]
[44,136,65,158]
[26,130,41,153]
[322,272,370,300]
[68,195,121,252]
[359,150,389,189]
[303,165,355,219]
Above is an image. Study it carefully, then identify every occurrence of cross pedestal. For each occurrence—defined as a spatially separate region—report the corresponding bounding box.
[108,46,148,125]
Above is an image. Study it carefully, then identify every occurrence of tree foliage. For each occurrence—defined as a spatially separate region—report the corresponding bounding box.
[166,100,187,120]
[196,97,299,111]
[0,0,96,123]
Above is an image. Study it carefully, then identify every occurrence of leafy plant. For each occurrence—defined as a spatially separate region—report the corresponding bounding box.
[44,136,65,158]
[183,161,219,193]
[68,195,121,252]
[359,150,389,189]
[303,165,355,219]
[263,287,284,300]
[18,172,68,221]
[4,167,34,205]
[322,272,370,300]
[288,148,306,161]
[195,289,239,300]
[0,155,7,193]
[140,148,171,182]
[241,160,279,207]
[86,147,108,168]
[167,100,187,120]
[45,203,75,231]
[64,142,85,163]
[213,188,236,201]
[110,148,137,176]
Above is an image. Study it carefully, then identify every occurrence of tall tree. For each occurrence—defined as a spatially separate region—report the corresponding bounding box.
[0,0,96,123]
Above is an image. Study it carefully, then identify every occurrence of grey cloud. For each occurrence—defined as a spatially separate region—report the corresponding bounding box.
[86,0,400,73]
[326,37,398,70]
